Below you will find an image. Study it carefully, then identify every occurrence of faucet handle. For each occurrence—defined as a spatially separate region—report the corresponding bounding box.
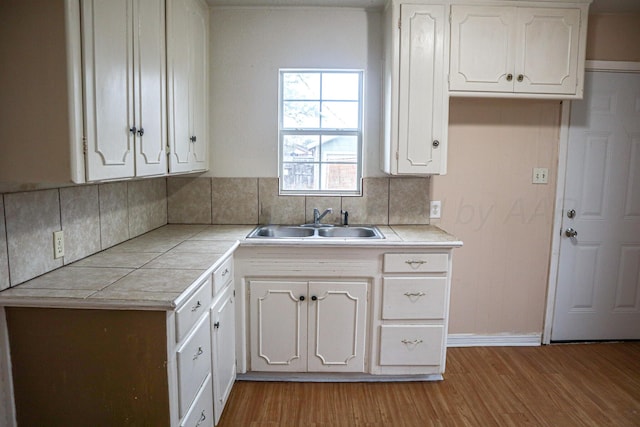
[340,210,349,226]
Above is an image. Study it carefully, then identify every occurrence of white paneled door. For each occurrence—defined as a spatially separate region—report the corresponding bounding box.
[552,71,640,341]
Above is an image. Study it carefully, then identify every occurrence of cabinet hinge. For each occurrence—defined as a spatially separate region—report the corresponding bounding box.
[82,137,88,155]
[398,17,401,30]
[166,144,171,155]
[395,151,399,160]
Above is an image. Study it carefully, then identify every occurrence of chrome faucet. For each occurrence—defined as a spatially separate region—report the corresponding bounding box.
[313,208,333,225]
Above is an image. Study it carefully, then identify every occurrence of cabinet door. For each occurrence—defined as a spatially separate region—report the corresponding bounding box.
[449,6,516,92]
[307,281,367,372]
[515,8,580,95]
[397,4,446,174]
[211,285,236,425]
[167,0,208,174]
[82,0,135,181]
[187,0,208,171]
[249,281,308,372]
[133,0,167,176]
[167,0,192,173]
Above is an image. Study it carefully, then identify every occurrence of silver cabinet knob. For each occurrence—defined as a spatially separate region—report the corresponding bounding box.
[565,228,578,238]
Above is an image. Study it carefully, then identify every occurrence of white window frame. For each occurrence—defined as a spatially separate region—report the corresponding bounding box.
[278,69,364,196]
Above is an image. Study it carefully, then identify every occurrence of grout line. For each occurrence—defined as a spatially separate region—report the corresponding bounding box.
[0,195,10,288]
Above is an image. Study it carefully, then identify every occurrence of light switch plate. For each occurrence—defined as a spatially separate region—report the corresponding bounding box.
[532,168,549,184]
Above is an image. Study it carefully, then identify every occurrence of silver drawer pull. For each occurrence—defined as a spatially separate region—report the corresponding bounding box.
[401,339,423,345]
[193,346,204,360]
[404,292,426,297]
[195,410,206,426]
[405,260,427,269]
[221,268,229,277]
[191,301,202,312]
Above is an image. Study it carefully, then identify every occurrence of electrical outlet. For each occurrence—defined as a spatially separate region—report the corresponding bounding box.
[532,167,549,184]
[53,230,64,259]
[430,200,442,219]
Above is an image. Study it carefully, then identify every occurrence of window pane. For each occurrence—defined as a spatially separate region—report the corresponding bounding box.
[320,101,359,129]
[321,163,358,191]
[322,73,360,100]
[320,135,357,162]
[283,101,320,129]
[283,135,319,162]
[282,73,320,100]
[282,162,319,191]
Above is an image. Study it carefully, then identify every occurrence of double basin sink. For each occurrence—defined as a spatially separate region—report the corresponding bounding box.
[247,224,384,239]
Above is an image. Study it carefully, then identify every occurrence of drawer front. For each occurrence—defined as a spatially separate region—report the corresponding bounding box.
[177,314,212,417]
[176,277,212,342]
[213,256,233,296]
[180,374,214,427]
[383,253,448,273]
[379,325,444,366]
[382,277,447,320]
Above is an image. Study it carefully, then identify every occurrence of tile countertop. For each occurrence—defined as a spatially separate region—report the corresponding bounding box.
[0,224,462,311]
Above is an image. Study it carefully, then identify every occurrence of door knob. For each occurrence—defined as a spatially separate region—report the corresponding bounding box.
[565,228,578,238]
[567,209,576,219]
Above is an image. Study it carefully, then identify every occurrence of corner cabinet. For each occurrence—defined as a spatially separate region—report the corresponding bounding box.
[167,0,209,174]
[381,1,449,175]
[449,2,590,99]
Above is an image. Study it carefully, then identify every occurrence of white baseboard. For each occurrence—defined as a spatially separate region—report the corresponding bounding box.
[447,333,542,347]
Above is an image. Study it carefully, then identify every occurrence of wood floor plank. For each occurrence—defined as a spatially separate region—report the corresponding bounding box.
[219,343,640,426]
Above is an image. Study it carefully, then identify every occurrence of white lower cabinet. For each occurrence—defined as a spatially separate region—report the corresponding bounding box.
[180,374,214,427]
[377,252,451,375]
[249,280,368,373]
[176,313,212,417]
[379,325,444,366]
[210,283,236,425]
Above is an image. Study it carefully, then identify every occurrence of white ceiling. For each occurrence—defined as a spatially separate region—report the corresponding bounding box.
[206,0,640,12]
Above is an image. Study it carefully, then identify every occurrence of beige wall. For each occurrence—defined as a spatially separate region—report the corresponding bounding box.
[436,12,640,336]
[432,99,561,335]
[586,13,640,61]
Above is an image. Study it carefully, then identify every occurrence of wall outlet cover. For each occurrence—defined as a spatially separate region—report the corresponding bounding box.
[533,168,549,184]
[430,200,442,219]
[53,230,64,259]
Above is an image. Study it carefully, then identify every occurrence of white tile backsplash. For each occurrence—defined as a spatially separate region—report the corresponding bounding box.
[60,185,101,264]
[0,178,167,287]
[4,189,63,285]
[0,175,429,288]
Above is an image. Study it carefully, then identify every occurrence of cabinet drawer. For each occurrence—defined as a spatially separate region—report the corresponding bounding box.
[180,373,214,427]
[213,256,233,296]
[177,314,212,417]
[383,253,448,273]
[176,277,212,342]
[382,277,446,320]
[379,325,444,366]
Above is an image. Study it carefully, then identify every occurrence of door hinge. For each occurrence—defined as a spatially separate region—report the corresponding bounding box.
[395,151,399,160]
[166,144,171,155]
[398,17,401,29]
[82,137,88,155]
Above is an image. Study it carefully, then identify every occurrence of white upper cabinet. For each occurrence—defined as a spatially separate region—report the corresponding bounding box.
[382,1,449,175]
[82,0,167,181]
[167,0,209,174]
[449,3,588,98]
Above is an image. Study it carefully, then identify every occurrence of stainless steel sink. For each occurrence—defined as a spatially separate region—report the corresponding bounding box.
[246,225,384,239]
[316,226,380,238]
[251,225,315,238]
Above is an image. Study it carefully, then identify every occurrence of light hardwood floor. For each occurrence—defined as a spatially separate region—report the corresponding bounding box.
[218,343,640,426]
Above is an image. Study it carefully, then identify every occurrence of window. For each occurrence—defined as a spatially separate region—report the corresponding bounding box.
[279,70,363,195]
